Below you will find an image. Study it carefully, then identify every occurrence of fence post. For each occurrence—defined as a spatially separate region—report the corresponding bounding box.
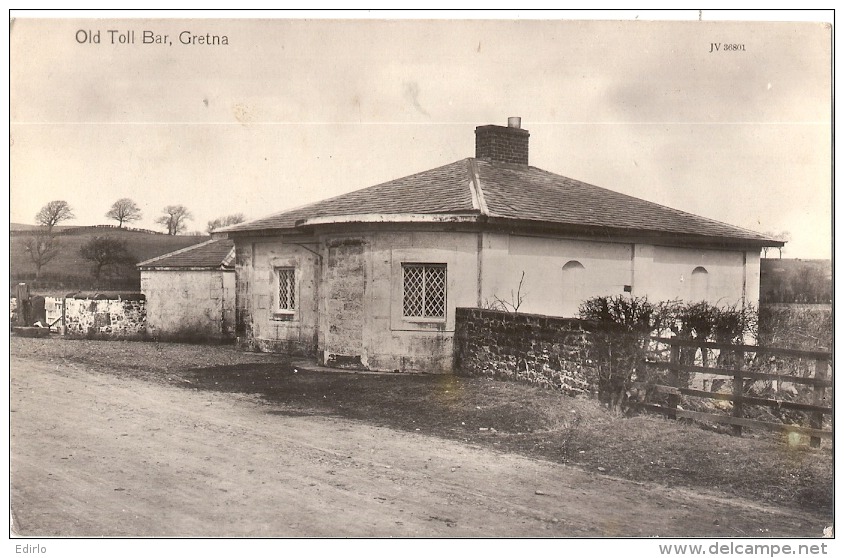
[810,357,829,448]
[15,283,31,326]
[731,349,745,437]
[667,341,680,419]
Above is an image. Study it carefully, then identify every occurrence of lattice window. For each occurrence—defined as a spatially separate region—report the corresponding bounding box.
[277,268,296,311]
[403,264,446,319]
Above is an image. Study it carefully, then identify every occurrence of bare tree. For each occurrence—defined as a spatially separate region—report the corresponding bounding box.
[106,198,143,228]
[22,228,60,279]
[207,213,246,233]
[775,231,791,259]
[762,230,791,259]
[488,271,527,312]
[79,236,137,281]
[36,200,74,230]
[155,205,193,235]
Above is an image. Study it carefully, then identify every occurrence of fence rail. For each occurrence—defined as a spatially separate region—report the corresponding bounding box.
[641,337,832,447]
[649,361,833,387]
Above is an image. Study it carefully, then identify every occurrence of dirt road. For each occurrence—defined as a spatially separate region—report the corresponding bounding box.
[10,355,829,537]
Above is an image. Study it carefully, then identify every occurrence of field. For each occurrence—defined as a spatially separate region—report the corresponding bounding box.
[759,258,831,304]
[10,225,209,293]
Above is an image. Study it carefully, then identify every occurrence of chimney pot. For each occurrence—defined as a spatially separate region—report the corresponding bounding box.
[507,117,521,129]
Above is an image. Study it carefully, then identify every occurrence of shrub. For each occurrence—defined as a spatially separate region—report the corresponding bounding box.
[578,296,759,410]
[758,304,831,351]
[668,301,757,372]
[578,296,672,411]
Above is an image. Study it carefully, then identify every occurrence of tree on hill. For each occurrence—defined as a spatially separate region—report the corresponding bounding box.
[23,228,60,279]
[36,200,75,231]
[79,236,137,282]
[762,230,791,259]
[774,231,791,259]
[155,205,193,235]
[24,200,75,279]
[106,198,143,228]
[207,213,245,233]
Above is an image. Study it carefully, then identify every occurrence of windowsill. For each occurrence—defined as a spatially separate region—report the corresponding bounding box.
[270,312,296,322]
[402,316,446,324]
[394,317,449,332]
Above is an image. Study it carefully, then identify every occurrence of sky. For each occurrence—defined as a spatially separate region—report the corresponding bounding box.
[9,14,832,258]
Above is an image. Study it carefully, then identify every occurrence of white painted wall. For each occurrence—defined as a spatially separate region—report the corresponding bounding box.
[235,228,763,371]
[482,233,633,317]
[141,269,233,338]
[642,246,751,307]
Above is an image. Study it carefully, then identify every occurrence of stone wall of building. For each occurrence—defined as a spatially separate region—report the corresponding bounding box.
[323,239,367,365]
[453,307,595,395]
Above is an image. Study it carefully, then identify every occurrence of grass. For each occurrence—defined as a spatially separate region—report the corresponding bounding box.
[11,336,832,517]
[10,227,209,293]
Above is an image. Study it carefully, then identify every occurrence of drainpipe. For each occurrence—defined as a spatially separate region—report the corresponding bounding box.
[741,251,748,311]
[476,232,484,307]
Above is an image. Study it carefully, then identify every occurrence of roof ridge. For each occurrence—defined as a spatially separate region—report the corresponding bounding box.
[136,238,221,267]
[466,159,489,216]
[221,246,236,268]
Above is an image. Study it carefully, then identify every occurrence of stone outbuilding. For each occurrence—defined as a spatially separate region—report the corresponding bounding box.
[216,119,783,372]
[138,239,235,340]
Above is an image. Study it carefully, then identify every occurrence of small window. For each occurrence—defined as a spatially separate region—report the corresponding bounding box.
[562,260,585,275]
[276,267,296,312]
[403,263,446,319]
[691,266,709,301]
[562,260,586,316]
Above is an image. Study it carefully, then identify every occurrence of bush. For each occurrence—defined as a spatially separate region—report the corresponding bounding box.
[758,304,831,351]
[668,300,757,344]
[578,296,759,410]
[578,296,672,411]
[668,301,757,373]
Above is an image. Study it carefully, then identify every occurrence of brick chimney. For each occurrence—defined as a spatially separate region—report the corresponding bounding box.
[475,117,530,165]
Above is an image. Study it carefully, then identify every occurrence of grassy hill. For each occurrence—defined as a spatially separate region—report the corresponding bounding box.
[10,225,210,294]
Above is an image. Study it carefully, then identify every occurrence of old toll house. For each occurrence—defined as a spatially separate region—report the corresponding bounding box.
[216,119,782,373]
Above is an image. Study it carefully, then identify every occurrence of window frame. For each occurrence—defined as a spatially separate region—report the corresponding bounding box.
[401,262,447,322]
[273,266,297,319]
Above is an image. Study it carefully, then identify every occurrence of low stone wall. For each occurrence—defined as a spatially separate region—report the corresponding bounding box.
[454,307,595,395]
[62,297,146,338]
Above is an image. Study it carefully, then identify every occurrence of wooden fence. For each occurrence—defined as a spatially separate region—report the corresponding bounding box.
[640,337,832,447]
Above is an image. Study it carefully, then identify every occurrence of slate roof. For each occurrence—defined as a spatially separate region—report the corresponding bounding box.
[137,239,235,270]
[219,158,780,246]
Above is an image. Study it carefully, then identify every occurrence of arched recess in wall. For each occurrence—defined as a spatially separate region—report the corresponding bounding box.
[562,260,586,316]
[691,266,709,301]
